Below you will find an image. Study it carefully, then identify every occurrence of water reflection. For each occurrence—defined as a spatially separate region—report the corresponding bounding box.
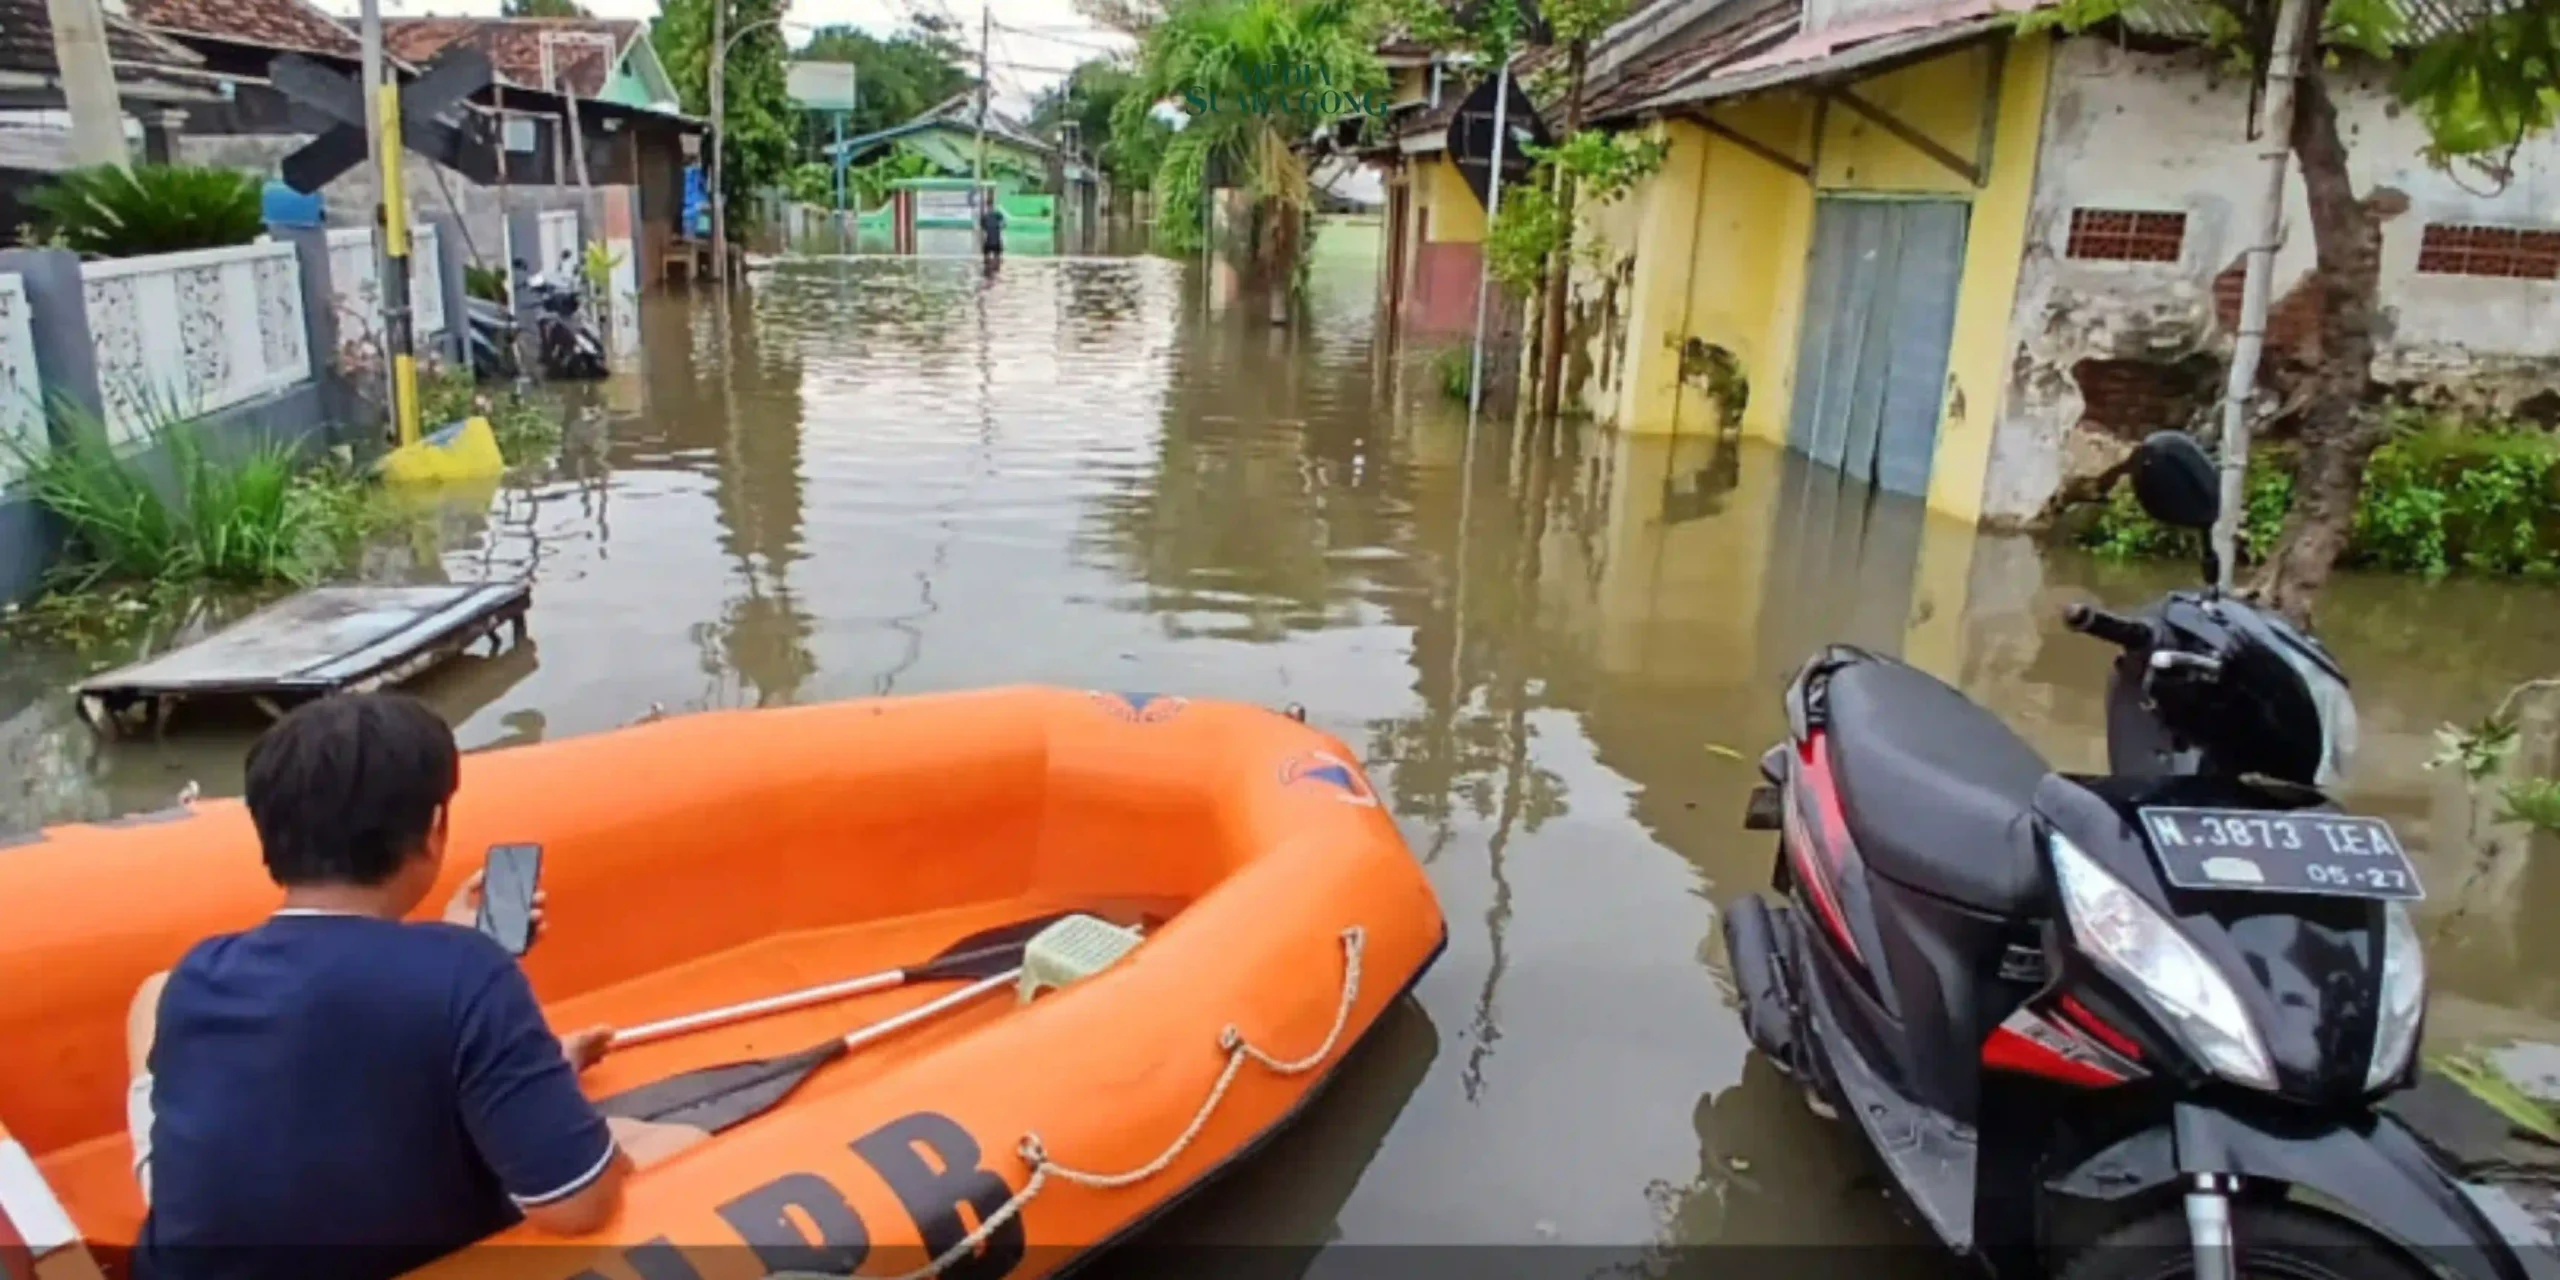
[8,226,2560,1253]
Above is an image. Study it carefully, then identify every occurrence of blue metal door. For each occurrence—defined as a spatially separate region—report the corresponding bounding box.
[1785,199,1971,497]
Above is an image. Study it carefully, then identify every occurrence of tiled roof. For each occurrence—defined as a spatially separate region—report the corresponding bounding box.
[0,0,207,76]
[126,0,361,59]
[381,17,640,98]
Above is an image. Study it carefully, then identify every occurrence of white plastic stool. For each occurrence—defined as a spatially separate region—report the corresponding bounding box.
[1018,914,1145,1003]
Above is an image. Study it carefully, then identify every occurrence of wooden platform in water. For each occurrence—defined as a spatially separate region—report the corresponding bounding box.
[74,583,531,735]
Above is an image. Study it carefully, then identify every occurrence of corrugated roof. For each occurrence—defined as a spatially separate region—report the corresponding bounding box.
[1594,0,2502,121]
[381,17,641,98]
[2115,0,2498,44]
[127,0,361,60]
[1582,0,1798,121]
[1637,8,2012,112]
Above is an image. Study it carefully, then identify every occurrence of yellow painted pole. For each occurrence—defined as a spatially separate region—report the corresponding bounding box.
[378,79,421,448]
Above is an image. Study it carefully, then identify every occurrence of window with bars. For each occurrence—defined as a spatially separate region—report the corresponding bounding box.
[2416,224,2560,279]
[2065,208,2188,262]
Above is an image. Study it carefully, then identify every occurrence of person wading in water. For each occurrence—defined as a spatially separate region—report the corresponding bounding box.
[979,193,1007,269]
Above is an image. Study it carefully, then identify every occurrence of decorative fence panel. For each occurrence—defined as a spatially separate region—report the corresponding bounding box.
[326,226,447,355]
[0,273,40,480]
[80,241,311,448]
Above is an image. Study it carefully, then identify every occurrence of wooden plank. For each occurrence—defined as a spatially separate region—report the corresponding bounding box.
[1685,110,1811,181]
[76,584,532,701]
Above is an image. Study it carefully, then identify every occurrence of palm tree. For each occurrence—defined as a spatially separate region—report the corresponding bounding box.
[1128,0,1386,320]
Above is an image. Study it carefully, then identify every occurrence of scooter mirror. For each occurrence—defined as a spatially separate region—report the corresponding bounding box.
[2131,431,2220,531]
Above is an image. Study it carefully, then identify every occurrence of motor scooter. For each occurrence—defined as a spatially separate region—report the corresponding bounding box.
[467,255,605,383]
[1723,430,2556,1280]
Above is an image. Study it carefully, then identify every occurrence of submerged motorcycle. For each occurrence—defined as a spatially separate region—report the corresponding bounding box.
[465,254,606,383]
[1723,431,2553,1280]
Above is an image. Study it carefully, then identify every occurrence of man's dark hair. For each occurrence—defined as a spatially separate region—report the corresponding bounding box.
[244,693,459,886]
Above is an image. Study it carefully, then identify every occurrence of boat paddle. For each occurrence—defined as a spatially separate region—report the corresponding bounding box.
[594,914,1145,1137]
[607,910,1079,1050]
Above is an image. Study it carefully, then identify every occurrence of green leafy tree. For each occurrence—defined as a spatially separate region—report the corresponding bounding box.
[651,0,793,227]
[1033,58,1157,186]
[794,17,973,139]
[1529,0,1640,425]
[502,0,591,16]
[2022,0,2560,622]
[1122,0,1388,309]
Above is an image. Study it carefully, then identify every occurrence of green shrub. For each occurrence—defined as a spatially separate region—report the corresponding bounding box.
[463,264,509,303]
[2352,424,2559,576]
[1430,346,1473,403]
[2081,453,2291,564]
[2,409,384,589]
[2076,416,2560,578]
[27,165,265,258]
[786,161,836,206]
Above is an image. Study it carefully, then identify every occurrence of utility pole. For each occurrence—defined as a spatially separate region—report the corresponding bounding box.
[709,0,728,284]
[1465,61,1510,422]
[358,0,420,446]
[2211,0,2311,590]
[47,0,128,166]
[975,3,989,215]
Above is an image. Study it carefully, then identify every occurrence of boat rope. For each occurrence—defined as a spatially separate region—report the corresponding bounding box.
[812,925,1366,1280]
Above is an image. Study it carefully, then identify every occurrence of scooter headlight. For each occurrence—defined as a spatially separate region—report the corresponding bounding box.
[2050,830,2276,1091]
[2368,900,2425,1091]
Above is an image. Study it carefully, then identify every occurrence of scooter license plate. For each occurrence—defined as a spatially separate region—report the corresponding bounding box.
[2135,806,2423,901]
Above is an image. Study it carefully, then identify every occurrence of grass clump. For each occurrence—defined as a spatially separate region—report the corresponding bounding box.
[3,410,386,592]
[419,365,564,462]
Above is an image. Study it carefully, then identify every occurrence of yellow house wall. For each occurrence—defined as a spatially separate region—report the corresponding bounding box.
[1587,34,2053,523]
[1926,35,2051,523]
[1689,96,1817,445]
[1422,155,1486,243]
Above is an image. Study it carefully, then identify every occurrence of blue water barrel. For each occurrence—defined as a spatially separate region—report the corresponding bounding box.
[263,180,326,229]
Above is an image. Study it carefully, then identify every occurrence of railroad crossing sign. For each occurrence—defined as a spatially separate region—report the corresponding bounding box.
[273,46,500,193]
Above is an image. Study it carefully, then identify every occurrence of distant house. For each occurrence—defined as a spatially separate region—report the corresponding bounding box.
[0,0,223,186]
[832,91,1091,197]
[129,0,368,122]
[1357,34,1521,344]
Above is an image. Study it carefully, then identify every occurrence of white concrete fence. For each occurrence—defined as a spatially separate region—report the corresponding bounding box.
[79,241,315,450]
[325,224,448,355]
[0,273,41,484]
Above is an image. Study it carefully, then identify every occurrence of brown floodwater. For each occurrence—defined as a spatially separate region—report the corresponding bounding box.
[7,221,2560,1259]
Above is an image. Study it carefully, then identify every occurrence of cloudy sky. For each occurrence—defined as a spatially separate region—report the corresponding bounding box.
[324,0,1135,114]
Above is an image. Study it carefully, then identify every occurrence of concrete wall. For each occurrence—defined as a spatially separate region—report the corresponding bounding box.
[0,223,394,605]
[175,133,610,286]
[1981,38,2560,527]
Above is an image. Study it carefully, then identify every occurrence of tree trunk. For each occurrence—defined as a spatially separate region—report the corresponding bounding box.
[1532,41,1588,425]
[2248,57,2399,628]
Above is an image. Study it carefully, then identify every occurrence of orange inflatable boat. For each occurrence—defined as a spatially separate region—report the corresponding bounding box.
[0,687,1447,1280]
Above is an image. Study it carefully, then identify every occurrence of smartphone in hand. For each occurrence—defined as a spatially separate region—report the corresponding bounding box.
[476,844,543,956]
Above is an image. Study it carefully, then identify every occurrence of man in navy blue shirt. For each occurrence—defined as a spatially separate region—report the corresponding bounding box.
[124,694,699,1280]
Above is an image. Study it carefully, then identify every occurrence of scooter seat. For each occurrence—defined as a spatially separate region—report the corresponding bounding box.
[1824,656,2050,916]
